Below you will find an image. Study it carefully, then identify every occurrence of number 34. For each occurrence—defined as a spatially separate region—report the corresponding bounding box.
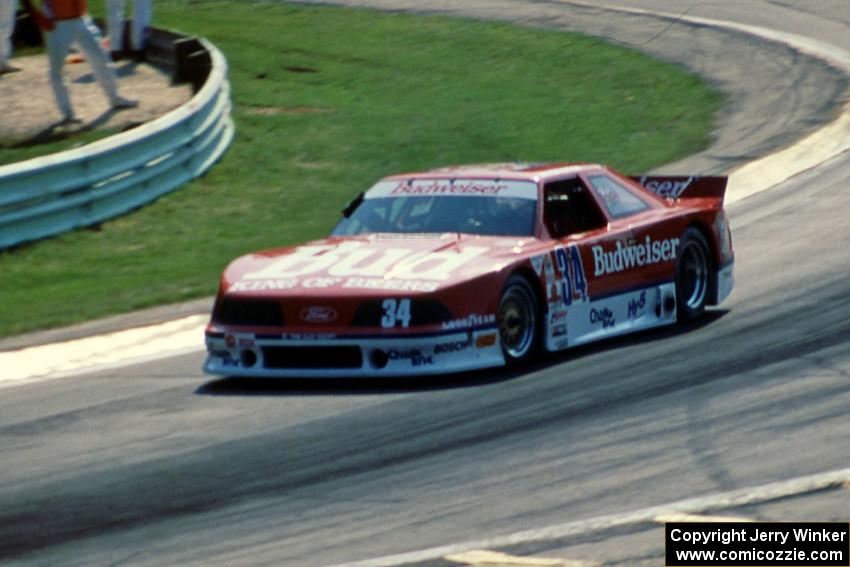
[381,298,411,328]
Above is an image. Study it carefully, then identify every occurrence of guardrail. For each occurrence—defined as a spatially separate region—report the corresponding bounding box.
[0,30,234,250]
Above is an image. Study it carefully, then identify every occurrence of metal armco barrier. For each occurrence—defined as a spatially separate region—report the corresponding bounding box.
[0,33,234,250]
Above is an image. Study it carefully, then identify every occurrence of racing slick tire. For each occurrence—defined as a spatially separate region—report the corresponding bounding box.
[675,227,712,321]
[497,275,540,365]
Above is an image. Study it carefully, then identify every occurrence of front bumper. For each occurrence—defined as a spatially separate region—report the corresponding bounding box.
[203,328,505,378]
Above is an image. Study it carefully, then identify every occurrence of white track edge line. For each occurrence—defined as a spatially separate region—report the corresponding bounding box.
[330,466,850,567]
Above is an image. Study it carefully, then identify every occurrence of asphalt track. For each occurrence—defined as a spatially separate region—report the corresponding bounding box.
[2,2,849,566]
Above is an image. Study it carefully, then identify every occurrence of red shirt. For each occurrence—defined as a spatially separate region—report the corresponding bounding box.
[44,0,87,20]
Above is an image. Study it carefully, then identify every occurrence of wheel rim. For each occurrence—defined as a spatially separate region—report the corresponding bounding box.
[498,283,536,359]
[679,240,708,310]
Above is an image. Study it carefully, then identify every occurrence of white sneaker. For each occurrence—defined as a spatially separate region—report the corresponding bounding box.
[61,113,81,123]
[57,115,82,128]
[112,96,139,110]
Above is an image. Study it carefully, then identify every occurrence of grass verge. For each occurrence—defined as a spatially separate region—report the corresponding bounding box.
[0,0,722,337]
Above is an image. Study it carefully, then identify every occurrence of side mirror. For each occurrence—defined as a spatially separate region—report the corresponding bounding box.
[341,192,365,218]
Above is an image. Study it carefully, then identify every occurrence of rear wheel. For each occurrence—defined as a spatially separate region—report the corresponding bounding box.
[497,275,539,365]
[676,227,711,320]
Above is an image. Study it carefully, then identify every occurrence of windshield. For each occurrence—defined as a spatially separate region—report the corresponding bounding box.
[332,179,538,237]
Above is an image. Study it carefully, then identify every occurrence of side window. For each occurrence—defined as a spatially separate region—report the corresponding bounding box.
[543,178,607,238]
[587,175,650,219]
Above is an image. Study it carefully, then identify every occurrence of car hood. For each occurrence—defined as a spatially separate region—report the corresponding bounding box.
[221,233,541,297]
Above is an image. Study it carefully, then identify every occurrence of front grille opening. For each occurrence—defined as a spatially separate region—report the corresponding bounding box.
[262,346,363,369]
[213,298,284,326]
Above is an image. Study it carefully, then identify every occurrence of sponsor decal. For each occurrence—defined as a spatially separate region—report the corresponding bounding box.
[589,307,615,329]
[225,335,236,348]
[242,241,487,282]
[592,236,679,276]
[303,277,343,288]
[441,313,496,330]
[530,255,544,276]
[390,181,508,196]
[628,291,647,319]
[548,245,588,306]
[299,306,338,324]
[210,350,238,366]
[238,338,256,348]
[343,277,438,292]
[281,333,337,340]
[544,253,556,301]
[365,179,538,200]
[229,279,298,292]
[388,349,433,366]
[656,287,663,315]
[475,333,498,348]
[381,298,411,328]
[548,306,569,340]
[638,176,695,199]
[434,340,470,354]
[596,186,623,208]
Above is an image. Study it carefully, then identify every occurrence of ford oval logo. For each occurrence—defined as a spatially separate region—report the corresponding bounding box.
[299,306,338,323]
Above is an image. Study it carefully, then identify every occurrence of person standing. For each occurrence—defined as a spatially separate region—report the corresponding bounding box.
[22,0,137,123]
[0,0,20,74]
[106,0,150,60]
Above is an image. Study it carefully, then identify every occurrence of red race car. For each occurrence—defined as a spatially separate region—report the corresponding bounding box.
[204,163,733,377]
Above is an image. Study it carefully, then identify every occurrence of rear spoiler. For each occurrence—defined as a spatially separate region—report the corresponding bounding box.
[629,176,728,202]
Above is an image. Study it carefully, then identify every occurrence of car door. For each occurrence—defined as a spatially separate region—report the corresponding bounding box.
[573,171,679,343]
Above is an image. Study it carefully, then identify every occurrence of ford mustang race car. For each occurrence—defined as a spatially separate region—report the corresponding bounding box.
[204,163,734,377]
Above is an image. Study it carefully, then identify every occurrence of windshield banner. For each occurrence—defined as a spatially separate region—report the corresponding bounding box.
[365,179,538,200]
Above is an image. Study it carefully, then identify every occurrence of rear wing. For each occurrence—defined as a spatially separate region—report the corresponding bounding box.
[629,176,728,202]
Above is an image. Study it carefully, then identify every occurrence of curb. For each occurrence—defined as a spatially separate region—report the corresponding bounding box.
[0,296,212,352]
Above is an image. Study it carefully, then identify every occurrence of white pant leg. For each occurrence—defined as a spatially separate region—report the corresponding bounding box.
[84,14,104,42]
[130,0,151,50]
[106,0,125,51]
[0,0,16,66]
[74,17,120,103]
[46,19,77,118]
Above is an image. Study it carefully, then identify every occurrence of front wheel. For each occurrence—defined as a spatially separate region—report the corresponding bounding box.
[675,227,712,320]
[497,275,539,365]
